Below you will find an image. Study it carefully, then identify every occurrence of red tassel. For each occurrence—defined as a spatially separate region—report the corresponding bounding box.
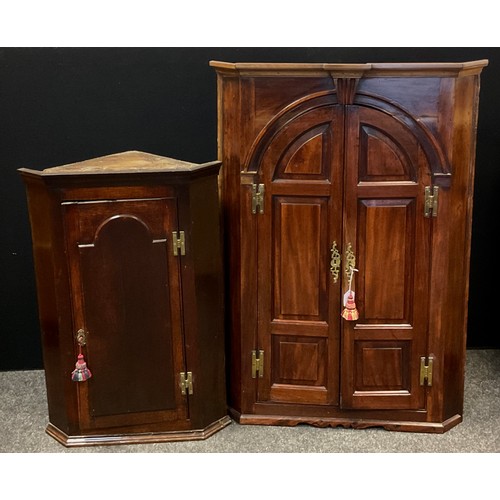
[71,353,92,382]
[341,292,359,321]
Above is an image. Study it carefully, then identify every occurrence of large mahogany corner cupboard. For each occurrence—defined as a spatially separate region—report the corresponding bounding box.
[210,59,488,433]
[19,151,230,446]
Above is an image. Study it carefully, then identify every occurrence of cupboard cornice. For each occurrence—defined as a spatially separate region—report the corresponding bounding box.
[210,59,489,78]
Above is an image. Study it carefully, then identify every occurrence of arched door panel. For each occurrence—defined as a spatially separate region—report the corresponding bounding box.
[64,198,188,429]
[341,106,431,410]
[255,105,344,406]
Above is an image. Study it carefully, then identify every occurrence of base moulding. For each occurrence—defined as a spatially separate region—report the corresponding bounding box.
[46,415,232,447]
[229,408,462,434]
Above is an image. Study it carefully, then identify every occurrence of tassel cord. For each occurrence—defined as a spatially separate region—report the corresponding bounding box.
[347,266,358,292]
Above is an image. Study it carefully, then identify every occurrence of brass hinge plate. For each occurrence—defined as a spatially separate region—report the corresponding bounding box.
[424,186,439,217]
[179,371,193,395]
[252,183,265,214]
[172,231,186,256]
[420,356,434,386]
[251,350,264,378]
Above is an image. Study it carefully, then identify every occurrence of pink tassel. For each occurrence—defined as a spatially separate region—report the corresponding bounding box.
[341,292,359,321]
[342,266,359,321]
[71,353,92,382]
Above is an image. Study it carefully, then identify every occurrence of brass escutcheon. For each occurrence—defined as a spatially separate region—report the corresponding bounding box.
[345,242,356,277]
[330,241,341,283]
[76,329,87,346]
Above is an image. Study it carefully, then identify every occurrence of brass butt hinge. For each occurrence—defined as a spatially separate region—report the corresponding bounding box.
[179,371,193,395]
[172,231,186,256]
[251,350,264,378]
[251,183,265,214]
[424,186,439,218]
[420,356,434,386]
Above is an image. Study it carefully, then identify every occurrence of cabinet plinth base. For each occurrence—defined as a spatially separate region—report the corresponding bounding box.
[229,408,461,434]
[46,416,232,447]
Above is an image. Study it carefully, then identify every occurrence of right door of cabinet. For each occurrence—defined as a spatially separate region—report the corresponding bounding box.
[253,102,431,412]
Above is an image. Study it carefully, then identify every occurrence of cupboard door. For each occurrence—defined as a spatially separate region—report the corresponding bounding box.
[64,198,189,430]
[255,105,344,405]
[341,106,430,410]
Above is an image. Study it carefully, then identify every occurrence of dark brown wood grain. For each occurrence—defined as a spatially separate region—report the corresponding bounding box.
[19,151,229,446]
[211,59,488,432]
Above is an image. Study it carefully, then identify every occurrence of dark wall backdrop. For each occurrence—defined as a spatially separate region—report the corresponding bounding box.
[1,47,498,371]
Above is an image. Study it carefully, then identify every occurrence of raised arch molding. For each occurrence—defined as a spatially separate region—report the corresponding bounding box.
[92,214,153,246]
[244,90,451,187]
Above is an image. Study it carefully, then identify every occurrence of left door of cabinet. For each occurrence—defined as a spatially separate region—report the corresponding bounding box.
[63,197,189,431]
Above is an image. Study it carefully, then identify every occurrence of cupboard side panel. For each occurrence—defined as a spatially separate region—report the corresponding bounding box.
[20,174,78,435]
[182,173,227,428]
[443,74,482,420]
[218,75,245,413]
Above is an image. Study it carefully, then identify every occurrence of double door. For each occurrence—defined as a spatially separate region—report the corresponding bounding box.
[249,103,432,411]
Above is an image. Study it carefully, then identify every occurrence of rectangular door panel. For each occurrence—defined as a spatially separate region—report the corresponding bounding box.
[355,341,411,391]
[359,199,415,323]
[274,197,328,321]
[270,335,328,404]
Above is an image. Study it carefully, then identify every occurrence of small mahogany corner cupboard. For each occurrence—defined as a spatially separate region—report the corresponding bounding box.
[19,151,230,446]
[211,59,488,432]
